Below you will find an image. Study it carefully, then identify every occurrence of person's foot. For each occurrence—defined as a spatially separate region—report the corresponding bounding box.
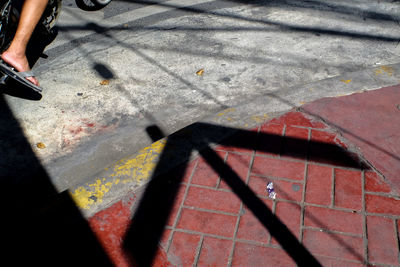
[1,50,39,86]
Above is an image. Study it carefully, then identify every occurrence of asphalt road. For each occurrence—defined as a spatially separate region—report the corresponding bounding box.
[1,0,400,190]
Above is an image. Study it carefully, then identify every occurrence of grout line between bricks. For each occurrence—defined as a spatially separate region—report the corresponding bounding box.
[173,228,233,240]
[166,158,199,252]
[362,171,369,265]
[235,238,283,249]
[302,226,363,238]
[249,173,306,184]
[228,146,256,267]
[364,212,400,219]
[268,199,277,246]
[216,152,229,189]
[181,205,239,216]
[364,191,400,199]
[251,151,366,172]
[300,127,311,243]
[310,252,367,265]
[331,168,336,208]
[193,235,204,266]
[394,218,400,266]
[290,125,331,131]
[228,203,241,267]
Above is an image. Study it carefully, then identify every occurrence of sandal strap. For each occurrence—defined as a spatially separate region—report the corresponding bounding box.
[19,71,35,78]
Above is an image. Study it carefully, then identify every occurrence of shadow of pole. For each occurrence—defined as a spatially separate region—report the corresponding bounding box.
[123,124,325,266]
[195,143,321,266]
[123,125,193,266]
[123,121,369,265]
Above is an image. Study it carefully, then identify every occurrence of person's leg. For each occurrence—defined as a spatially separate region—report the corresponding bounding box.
[1,0,49,85]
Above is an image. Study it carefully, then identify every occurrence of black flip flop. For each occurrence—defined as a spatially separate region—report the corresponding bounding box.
[0,60,43,93]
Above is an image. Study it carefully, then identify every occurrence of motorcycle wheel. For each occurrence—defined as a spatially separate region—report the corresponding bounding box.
[75,0,112,11]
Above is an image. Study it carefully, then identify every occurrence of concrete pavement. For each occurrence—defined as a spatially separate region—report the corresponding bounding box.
[1,1,400,265]
[1,0,400,191]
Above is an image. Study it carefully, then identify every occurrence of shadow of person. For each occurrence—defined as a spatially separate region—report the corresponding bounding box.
[0,94,112,265]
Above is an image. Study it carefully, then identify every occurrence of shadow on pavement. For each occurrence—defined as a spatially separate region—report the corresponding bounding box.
[0,94,113,265]
[123,122,368,266]
[0,89,368,265]
[1,0,388,264]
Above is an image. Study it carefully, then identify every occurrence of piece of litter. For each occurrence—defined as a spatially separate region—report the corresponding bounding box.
[292,184,301,192]
[266,182,276,199]
[36,142,46,149]
[77,93,83,96]
[196,69,204,76]
[100,80,110,85]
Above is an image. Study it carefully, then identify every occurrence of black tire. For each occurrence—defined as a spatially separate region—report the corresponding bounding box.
[75,0,112,11]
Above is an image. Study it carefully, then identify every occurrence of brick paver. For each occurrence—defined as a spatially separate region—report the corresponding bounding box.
[88,111,400,266]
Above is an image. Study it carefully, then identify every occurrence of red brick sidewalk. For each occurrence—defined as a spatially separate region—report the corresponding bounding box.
[89,111,400,267]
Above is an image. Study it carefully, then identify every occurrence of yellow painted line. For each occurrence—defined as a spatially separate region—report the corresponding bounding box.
[70,139,166,210]
[217,108,236,117]
[374,66,394,76]
[340,79,352,84]
[251,114,270,123]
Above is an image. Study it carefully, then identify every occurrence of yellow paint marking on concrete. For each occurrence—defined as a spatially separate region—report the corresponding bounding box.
[217,108,236,117]
[374,66,394,76]
[112,139,166,183]
[70,139,166,209]
[70,179,113,210]
[299,101,306,105]
[340,79,352,84]
[251,114,270,123]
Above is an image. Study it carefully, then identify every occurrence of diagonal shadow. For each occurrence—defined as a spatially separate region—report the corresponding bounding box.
[114,0,400,42]
[50,0,400,64]
[0,94,113,264]
[60,17,400,166]
[124,122,368,266]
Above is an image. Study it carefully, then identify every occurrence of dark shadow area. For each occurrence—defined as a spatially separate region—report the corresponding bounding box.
[0,81,43,100]
[124,122,368,266]
[93,62,115,79]
[0,94,113,265]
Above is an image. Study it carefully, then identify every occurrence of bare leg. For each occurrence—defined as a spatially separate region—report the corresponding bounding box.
[1,0,49,85]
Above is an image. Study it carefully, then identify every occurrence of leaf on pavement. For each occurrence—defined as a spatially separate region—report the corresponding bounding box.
[36,142,46,149]
[196,69,204,76]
